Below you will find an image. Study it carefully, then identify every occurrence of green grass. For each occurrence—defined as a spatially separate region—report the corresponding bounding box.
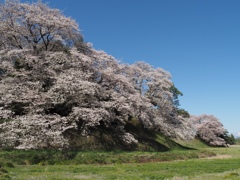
[5,157,240,180]
[204,145,240,158]
[0,149,214,165]
[176,138,209,149]
[1,145,240,179]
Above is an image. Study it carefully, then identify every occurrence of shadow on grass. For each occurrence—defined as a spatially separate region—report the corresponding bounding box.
[64,121,193,152]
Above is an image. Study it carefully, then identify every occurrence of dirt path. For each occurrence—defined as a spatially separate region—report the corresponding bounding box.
[203,154,232,159]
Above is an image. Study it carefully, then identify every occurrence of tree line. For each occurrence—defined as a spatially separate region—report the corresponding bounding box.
[0,0,229,149]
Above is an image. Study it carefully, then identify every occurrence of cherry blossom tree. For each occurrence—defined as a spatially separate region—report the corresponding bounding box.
[121,61,195,139]
[190,115,227,146]
[0,47,143,149]
[0,42,157,149]
[0,0,82,53]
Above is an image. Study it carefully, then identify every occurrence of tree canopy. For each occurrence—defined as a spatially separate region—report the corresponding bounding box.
[0,0,83,54]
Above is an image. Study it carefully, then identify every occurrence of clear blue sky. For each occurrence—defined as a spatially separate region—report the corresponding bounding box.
[27,0,240,135]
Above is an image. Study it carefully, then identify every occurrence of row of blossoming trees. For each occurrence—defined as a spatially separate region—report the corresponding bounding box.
[0,1,227,150]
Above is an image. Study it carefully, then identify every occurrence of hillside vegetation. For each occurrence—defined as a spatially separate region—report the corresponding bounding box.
[0,0,229,150]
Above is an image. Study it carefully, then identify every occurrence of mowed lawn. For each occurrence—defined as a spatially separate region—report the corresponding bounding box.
[3,145,240,180]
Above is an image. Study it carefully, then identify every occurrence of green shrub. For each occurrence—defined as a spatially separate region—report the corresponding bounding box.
[3,162,14,168]
[224,172,239,179]
[0,174,10,180]
[0,168,8,174]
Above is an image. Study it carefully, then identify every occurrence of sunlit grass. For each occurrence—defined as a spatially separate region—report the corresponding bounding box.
[5,158,240,180]
[0,149,214,165]
[204,145,240,158]
[172,169,240,180]
[1,145,240,179]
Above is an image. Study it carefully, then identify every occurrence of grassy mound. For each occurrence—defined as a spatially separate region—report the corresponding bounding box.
[64,122,190,151]
[0,149,214,166]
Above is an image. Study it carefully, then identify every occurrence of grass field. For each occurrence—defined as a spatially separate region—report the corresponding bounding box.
[1,144,240,179]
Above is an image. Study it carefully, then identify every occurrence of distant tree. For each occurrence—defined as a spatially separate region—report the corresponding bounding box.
[221,132,236,145]
[169,85,182,107]
[169,85,190,118]
[229,134,236,145]
[235,137,240,145]
[190,115,227,146]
